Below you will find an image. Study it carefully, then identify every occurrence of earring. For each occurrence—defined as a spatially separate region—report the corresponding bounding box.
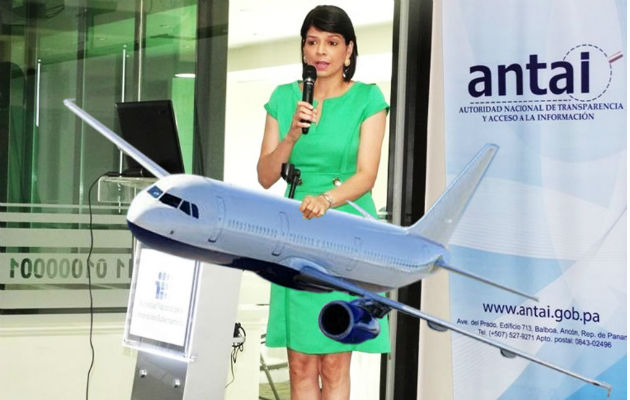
[344,58,350,67]
[303,56,308,64]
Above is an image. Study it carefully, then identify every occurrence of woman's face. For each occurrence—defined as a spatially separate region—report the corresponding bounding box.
[303,26,353,80]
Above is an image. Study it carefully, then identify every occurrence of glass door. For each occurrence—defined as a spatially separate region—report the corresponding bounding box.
[0,0,199,313]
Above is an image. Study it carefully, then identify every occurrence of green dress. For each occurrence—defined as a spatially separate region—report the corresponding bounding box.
[263,81,391,354]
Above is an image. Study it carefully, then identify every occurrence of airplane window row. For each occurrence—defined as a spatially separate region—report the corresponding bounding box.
[320,238,352,253]
[148,185,199,219]
[323,240,410,270]
[229,219,277,238]
[225,217,412,269]
[228,218,352,252]
[363,249,414,270]
[282,232,358,255]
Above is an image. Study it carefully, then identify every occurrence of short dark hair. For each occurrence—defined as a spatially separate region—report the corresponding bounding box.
[300,5,358,81]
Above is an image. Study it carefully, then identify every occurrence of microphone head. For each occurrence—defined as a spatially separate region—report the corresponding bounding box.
[302,65,317,82]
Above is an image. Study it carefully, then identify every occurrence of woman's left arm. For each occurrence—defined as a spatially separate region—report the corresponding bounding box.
[299,109,387,219]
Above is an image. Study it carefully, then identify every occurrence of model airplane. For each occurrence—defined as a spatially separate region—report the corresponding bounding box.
[64,99,611,396]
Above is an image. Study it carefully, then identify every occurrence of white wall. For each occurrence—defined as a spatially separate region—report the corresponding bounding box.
[417,0,454,399]
[0,314,136,400]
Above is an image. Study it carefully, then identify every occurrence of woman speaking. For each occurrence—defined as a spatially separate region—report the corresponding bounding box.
[257,5,391,399]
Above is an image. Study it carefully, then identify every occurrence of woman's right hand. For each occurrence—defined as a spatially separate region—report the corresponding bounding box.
[257,101,318,188]
[287,101,318,142]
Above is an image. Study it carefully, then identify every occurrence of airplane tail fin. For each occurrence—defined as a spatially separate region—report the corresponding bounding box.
[406,144,498,246]
[64,99,169,178]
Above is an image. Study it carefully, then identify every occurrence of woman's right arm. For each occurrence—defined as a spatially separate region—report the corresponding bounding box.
[257,101,317,188]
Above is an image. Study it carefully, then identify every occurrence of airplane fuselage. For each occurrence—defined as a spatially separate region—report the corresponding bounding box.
[127,174,448,293]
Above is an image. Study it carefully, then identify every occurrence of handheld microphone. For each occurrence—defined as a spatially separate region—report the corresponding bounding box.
[301,65,317,134]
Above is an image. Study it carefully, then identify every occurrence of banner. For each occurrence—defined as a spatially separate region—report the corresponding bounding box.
[442,1,626,399]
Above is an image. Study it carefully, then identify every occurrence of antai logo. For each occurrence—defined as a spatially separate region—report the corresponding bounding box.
[468,44,621,102]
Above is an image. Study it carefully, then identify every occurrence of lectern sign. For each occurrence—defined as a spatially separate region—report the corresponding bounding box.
[125,246,199,357]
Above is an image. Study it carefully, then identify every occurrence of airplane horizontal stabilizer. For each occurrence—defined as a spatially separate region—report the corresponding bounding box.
[406,144,498,246]
[63,99,169,178]
[435,259,538,301]
[297,266,612,395]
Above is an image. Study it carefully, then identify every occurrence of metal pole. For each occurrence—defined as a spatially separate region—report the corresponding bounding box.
[385,1,410,399]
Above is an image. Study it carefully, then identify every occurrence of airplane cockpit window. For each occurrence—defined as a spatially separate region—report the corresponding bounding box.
[180,201,191,215]
[148,185,163,198]
[159,192,182,208]
[191,204,199,219]
[155,190,198,219]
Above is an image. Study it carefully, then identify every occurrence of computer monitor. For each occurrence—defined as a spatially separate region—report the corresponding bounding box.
[115,100,186,177]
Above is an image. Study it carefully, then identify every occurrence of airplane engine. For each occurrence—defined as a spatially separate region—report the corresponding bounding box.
[318,300,380,344]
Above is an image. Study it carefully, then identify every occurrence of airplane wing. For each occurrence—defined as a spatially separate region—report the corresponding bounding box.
[296,265,612,396]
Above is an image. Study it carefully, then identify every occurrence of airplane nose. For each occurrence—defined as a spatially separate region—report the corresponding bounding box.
[126,192,170,232]
[127,188,199,237]
[126,194,182,251]
[126,195,147,225]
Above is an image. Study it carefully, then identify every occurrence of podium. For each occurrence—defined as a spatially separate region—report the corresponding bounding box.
[100,176,242,400]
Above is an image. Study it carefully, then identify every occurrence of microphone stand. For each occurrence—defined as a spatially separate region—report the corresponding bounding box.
[281,163,302,199]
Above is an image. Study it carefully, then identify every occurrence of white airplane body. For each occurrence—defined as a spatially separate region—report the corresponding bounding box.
[128,173,443,293]
[64,99,611,396]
